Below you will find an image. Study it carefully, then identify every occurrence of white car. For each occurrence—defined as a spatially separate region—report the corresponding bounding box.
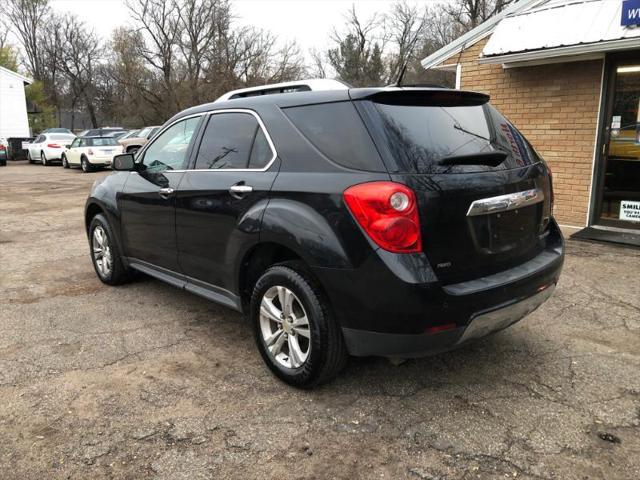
[62,136,124,172]
[27,133,77,166]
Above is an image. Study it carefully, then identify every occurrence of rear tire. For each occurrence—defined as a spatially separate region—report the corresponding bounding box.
[250,262,348,388]
[81,156,92,172]
[88,213,131,285]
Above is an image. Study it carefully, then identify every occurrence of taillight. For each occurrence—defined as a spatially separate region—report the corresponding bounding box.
[343,181,422,253]
[0,145,5,151]
[47,143,61,148]
[88,149,94,156]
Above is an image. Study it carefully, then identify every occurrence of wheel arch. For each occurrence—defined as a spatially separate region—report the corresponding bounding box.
[237,242,306,312]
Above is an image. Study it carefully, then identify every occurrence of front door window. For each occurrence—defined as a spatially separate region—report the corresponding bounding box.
[599,63,640,227]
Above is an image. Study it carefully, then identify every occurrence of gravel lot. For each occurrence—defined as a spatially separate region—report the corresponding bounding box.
[1,161,639,480]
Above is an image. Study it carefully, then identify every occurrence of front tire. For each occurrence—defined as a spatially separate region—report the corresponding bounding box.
[250,263,348,388]
[62,155,69,168]
[89,214,131,285]
[41,152,48,166]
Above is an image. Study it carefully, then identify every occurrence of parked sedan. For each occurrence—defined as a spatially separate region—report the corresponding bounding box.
[118,126,160,154]
[27,133,77,165]
[62,136,124,172]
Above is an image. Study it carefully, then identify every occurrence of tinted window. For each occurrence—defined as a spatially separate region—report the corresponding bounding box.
[248,128,272,169]
[142,117,200,172]
[85,137,119,147]
[71,138,81,148]
[194,113,260,170]
[367,102,536,174]
[486,106,537,168]
[283,102,384,171]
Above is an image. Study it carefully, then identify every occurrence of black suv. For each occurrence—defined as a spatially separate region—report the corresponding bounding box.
[85,87,564,387]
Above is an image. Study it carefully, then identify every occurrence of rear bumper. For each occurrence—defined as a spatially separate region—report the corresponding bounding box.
[87,157,113,166]
[312,221,564,357]
[342,284,555,357]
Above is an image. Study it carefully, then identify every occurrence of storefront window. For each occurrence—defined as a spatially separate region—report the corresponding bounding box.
[599,64,640,227]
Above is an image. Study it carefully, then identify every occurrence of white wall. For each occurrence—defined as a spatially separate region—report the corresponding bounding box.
[0,68,31,138]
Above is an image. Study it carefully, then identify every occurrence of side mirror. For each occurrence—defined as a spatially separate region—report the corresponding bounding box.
[65,144,71,149]
[113,153,136,171]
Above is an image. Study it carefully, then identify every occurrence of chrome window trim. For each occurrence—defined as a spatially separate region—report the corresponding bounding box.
[135,111,207,168]
[135,108,278,173]
[467,188,544,217]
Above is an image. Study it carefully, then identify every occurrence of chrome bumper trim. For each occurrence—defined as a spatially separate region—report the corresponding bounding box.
[456,284,555,344]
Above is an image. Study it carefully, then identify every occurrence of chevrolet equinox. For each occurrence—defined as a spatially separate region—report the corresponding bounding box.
[84,86,564,387]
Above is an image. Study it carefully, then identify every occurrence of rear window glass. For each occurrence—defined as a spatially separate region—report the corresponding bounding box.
[195,112,260,170]
[283,102,385,171]
[85,137,118,146]
[50,134,75,141]
[365,102,537,174]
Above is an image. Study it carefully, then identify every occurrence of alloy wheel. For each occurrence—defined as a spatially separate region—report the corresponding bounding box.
[41,152,47,166]
[92,225,113,278]
[82,158,88,172]
[259,285,311,369]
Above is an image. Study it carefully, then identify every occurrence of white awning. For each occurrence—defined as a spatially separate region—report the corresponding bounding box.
[481,0,640,64]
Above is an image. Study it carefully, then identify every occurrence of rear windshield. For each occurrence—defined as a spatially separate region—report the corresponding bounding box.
[85,137,118,146]
[361,101,539,174]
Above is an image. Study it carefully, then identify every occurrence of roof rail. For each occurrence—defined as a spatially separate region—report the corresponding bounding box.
[214,79,350,102]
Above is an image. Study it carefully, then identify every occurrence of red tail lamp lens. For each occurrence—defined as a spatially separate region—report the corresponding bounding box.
[343,181,422,253]
[47,143,61,148]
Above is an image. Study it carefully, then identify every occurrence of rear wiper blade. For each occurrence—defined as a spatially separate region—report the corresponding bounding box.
[438,151,507,167]
[453,123,490,141]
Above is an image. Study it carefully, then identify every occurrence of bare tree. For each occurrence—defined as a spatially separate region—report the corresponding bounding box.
[57,16,104,127]
[327,5,386,87]
[445,0,513,29]
[126,0,182,113]
[3,0,50,80]
[178,0,231,103]
[386,1,429,83]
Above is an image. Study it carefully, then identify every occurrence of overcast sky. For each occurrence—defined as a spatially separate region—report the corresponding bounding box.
[48,0,443,59]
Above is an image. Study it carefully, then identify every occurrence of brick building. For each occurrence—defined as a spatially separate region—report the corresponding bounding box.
[422,0,640,243]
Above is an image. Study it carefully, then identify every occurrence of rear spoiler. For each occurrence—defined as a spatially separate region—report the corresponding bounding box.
[349,88,489,107]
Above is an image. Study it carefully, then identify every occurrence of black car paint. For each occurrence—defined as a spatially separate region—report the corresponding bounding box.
[86,87,564,357]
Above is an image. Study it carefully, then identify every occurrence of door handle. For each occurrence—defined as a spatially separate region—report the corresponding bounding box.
[158,187,174,199]
[229,183,253,197]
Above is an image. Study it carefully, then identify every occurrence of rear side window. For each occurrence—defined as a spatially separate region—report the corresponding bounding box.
[195,113,272,170]
[85,137,118,147]
[363,101,537,174]
[283,102,385,171]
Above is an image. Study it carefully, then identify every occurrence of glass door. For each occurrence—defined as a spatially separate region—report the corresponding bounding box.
[596,61,640,228]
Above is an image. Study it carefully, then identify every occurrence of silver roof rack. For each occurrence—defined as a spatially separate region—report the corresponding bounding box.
[214,79,349,102]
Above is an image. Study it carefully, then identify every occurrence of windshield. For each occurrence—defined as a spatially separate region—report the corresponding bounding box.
[85,137,119,147]
[362,101,538,174]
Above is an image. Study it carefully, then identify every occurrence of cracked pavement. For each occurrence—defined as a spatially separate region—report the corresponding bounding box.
[1,161,639,479]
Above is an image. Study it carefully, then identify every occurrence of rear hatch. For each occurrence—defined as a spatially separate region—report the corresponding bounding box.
[354,89,553,284]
